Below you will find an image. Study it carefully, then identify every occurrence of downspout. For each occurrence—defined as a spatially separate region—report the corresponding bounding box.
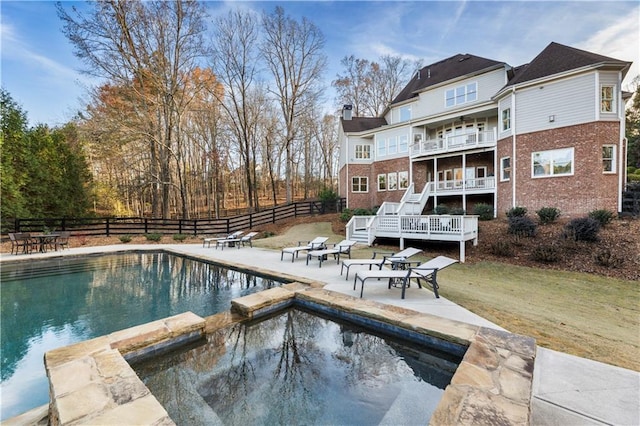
[618,71,625,213]
[345,136,349,209]
[511,87,517,209]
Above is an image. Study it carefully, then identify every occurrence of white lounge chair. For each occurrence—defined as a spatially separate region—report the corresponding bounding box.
[353,255,458,299]
[306,240,357,267]
[203,231,244,248]
[340,247,423,279]
[216,231,259,250]
[280,237,329,262]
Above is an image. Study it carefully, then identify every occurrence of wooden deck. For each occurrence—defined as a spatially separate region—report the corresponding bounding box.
[346,215,478,262]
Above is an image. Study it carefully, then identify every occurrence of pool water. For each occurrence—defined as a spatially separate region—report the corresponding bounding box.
[133,308,460,425]
[0,252,282,420]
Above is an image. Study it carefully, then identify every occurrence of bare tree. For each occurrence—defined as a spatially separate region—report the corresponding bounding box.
[333,54,419,117]
[58,0,208,218]
[261,6,327,203]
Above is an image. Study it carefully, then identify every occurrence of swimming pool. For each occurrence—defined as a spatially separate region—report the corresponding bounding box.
[0,252,283,420]
[133,307,461,424]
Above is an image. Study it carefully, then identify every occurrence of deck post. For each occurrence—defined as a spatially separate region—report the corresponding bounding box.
[459,240,465,263]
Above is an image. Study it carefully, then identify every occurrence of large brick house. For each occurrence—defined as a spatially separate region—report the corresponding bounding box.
[338,42,632,217]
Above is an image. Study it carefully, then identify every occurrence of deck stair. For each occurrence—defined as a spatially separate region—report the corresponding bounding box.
[349,229,369,244]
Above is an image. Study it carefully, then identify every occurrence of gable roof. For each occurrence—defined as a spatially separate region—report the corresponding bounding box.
[506,42,631,86]
[392,54,504,105]
[341,117,387,133]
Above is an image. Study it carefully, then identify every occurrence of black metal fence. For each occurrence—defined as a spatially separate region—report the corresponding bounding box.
[3,199,346,238]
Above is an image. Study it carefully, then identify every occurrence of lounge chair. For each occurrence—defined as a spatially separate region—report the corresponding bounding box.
[340,247,423,279]
[353,255,458,299]
[280,237,329,262]
[216,231,259,250]
[306,240,357,267]
[203,231,244,248]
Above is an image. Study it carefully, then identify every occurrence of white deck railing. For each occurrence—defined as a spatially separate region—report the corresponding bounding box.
[346,214,478,262]
[411,129,497,157]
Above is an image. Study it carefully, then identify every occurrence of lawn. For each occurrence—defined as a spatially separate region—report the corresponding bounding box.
[254,219,640,372]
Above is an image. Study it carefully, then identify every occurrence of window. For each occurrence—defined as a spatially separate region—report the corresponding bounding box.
[500,157,511,181]
[355,144,371,159]
[399,106,411,122]
[601,85,615,113]
[532,148,574,177]
[502,108,511,131]
[377,174,386,191]
[399,135,408,153]
[388,137,397,154]
[376,139,386,157]
[399,171,409,189]
[602,145,616,173]
[388,173,398,190]
[445,82,477,107]
[352,177,368,192]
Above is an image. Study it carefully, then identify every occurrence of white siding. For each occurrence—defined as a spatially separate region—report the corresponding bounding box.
[599,71,620,121]
[347,136,374,164]
[375,127,411,160]
[498,94,513,140]
[515,73,595,134]
[412,68,506,119]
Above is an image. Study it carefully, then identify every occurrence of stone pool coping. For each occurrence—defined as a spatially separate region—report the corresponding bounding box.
[43,283,535,425]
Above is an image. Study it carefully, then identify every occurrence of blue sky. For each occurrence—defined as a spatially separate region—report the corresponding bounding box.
[2,1,639,127]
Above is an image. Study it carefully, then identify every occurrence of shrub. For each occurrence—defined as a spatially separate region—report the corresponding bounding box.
[531,244,560,263]
[339,208,353,222]
[489,240,512,257]
[145,233,162,242]
[353,207,375,216]
[588,209,614,227]
[629,173,640,182]
[450,207,466,215]
[508,216,537,237]
[119,235,132,243]
[506,206,528,218]
[473,203,494,221]
[562,218,600,242]
[173,233,188,242]
[433,204,450,215]
[594,248,623,268]
[536,207,561,224]
[318,187,340,211]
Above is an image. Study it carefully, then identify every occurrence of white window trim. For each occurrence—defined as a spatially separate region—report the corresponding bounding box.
[352,176,368,193]
[602,144,616,174]
[388,172,398,190]
[376,138,387,158]
[399,171,409,189]
[399,135,409,153]
[532,147,574,178]
[600,84,616,114]
[377,174,387,191]
[502,108,511,131]
[445,81,478,108]
[354,144,371,160]
[500,156,511,182]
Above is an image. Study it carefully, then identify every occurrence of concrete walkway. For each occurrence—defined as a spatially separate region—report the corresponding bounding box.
[2,244,638,425]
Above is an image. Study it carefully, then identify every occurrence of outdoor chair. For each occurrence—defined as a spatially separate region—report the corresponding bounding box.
[9,232,35,255]
[203,231,244,248]
[280,237,329,262]
[353,255,458,299]
[51,231,71,251]
[340,247,423,279]
[306,240,357,267]
[216,231,259,250]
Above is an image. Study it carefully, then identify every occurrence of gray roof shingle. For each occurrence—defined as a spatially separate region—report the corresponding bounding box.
[341,117,387,133]
[507,42,631,86]
[391,54,504,105]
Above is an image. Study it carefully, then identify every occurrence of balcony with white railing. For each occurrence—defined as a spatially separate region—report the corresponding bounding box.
[435,176,496,194]
[411,129,497,158]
